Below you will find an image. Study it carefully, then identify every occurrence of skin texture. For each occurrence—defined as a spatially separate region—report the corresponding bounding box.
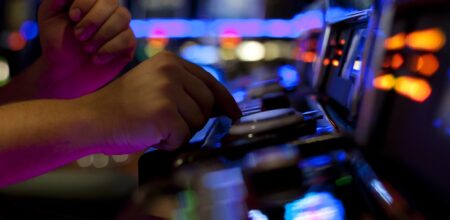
[0,1,241,188]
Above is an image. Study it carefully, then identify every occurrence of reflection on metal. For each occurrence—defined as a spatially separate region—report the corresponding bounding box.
[284,192,345,220]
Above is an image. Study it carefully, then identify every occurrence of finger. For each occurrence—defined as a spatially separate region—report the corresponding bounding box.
[178,59,242,120]
[82,7,131,53]
[157,112,191,151]
[69,0,96,22]
[39,0,72,20]
[74,0,119,41]
[176,91,208,133]
[181,73,215,119]
[93,29,136,65]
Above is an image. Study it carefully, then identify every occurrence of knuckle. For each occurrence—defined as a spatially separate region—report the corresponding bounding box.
[156,61,182,77]
[103,0,119,7]
[117,7,132,21]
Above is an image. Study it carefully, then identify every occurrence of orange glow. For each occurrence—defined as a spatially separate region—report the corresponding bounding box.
[406,28,446,51]
[220,36,241,49]
[148,37,169,48]
[332,59,340,67]
[337,50,343,56]
[323,58,330,66]
[395,76,432,102]
[339,39,346,45]
[384,33,406,50]
[302,51,317,63]
[373,74,396,91]
[413,54,439,76]
[391,53,404,70]
[8,32,26,51]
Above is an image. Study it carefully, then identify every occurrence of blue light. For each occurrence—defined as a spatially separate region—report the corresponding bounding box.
[201,66,223,82]
[305,155,333,167]
[292,10,324,36]
[278,65,300,88]
[232,90,246,103]
[19,20,38,40]
[446,127,450,136]
[284,192,345,220]
[130,19,303,39]
[433,119,443,128]
[180,45,219,65]
[248,210,268,220]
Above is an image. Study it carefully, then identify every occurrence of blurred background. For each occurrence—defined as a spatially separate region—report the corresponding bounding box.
[1,0,450,219]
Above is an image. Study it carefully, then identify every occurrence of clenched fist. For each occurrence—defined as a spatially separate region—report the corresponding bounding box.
[38,0,136,98]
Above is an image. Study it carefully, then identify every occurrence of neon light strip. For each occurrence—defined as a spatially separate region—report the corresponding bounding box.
[131,11,324,39]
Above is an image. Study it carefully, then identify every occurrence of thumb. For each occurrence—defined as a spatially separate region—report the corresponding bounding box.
[38,0,72,21]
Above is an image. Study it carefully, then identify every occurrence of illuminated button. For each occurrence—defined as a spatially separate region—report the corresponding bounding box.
[413,54,439,76]
[391,53,404,70]
[323,58,330,66]
[332,59,340,67]
[373,74,396,91]
[384,32,406,50]
[406,28,446,51]
[395,76,432,102]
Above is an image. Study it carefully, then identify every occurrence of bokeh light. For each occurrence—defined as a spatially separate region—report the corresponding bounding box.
[8,32,27,51]
[236,41,265,62]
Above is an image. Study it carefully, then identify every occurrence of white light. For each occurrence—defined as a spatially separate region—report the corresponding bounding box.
[353,60,362,71]
[77,155,93,168]
[0,59,10,84]
[93,154,109,168]
[370,179,393,204]
[236,41,265,62]
[112,154,129,163]
[248,210,269,220]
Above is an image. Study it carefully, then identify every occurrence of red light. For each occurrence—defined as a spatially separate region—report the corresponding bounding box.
[337,50,343,56]
[413,54,439,76]
[8,32,26,51]
[302,51,316,63]
[339,39,346,45]
[391,53,404,70]
[323,58,330,66]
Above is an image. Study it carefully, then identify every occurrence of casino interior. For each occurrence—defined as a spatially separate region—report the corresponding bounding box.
[0,0,450,219]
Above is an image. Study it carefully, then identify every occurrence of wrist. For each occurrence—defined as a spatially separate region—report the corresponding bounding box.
[66,95,106,155]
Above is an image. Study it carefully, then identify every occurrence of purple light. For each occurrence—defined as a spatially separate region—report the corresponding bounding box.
[267,19,293,37]
[214,19,264,37]
[130,19,303,39]
[292,10,324,36]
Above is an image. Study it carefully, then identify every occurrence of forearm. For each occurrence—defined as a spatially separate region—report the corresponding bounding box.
[0,98,100,187]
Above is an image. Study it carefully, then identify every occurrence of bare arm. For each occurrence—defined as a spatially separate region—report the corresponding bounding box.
[0,98,96,187]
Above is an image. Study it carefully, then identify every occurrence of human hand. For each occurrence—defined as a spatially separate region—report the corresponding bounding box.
[38,0,136,98]
[78,52,242,154]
